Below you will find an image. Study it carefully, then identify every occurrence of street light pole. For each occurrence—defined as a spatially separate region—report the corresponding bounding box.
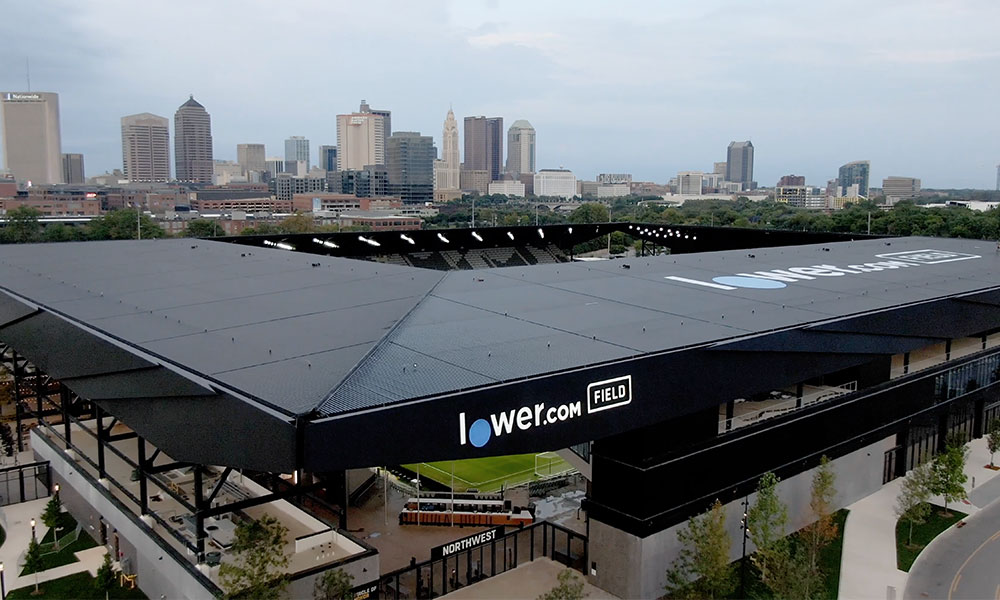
[1,561,5,600]
[740,496,750,599]
[30,518,35,540]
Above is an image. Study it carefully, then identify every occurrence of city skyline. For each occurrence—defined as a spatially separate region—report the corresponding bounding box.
[1,1,998,188]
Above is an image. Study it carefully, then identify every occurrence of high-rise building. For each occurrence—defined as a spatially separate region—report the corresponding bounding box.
[329,166,389,198]
[437,109,460,190]
[61,153,85,184]
[336,112,386,170]
[506,120,536,178]
[174,96,213,183]
[387,132,435,204]
[882,176,921,205]
[237,143,266,175]
[359,100,391,148]
[0,92,63,184]
[777,174,805,187]
[713,162,727,177]
[726,141,754,190]
[319,146,337,172]
[121,113,170,182]
[265,157,285,178]
[838,160,870,197]
[464,116,504,182]
[284,136,310,175]
[996,165,999,192]
[534,169,576,199]
[678,171,704,195]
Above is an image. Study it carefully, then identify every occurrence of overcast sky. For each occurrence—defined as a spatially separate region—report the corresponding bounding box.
[2,0,998,188]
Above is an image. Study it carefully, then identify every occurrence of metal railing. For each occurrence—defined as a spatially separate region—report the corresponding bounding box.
[0,460,50,506]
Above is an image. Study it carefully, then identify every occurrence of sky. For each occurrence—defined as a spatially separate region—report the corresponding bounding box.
[2,0,999,189]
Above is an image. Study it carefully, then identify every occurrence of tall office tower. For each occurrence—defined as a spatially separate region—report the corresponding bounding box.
[437,109,460,190]
[996,165,999,191]
[387,132,435,204]
[336,111,386,170]
[713,162,727,176]
[882,176,921,204]
[237,143,266,175]
[284,136,310,175]
[121,113,170,182]
[505,120,536,178]
[318,146,337,171]
[464,116,504,182]
[725,141,754,190]
[61,153,85,184]
[265,157,285,178]
[838,160,870,197]
[777,174,805,187]
[359,100,391,148]
[678,171,704,195]
[0,92,63,184]
[174,96,213,183]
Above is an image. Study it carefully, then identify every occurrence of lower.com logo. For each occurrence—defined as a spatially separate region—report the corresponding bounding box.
[459,401,583,448]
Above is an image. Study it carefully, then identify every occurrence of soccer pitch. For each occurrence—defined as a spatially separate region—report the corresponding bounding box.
[402,453,573,493]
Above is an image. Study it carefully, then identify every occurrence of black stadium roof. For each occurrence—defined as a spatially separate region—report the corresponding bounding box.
[2,228,1000,472]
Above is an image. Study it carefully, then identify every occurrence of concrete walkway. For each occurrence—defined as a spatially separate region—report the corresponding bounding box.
[0,497,109,593]
[442,558,618,600]
[839,436,1000,599]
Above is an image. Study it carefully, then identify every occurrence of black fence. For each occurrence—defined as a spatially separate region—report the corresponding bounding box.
[0,460,51,506]
[379,521,586,599]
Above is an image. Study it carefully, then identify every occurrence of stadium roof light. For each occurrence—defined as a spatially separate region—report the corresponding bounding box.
[400,234,415,245]
[358,236,380,247]
[312,237,339,249]
[568,227,573,234]
[437,233,450,243]
[507,231,515,241]
[264,240,294,251]
[538,228,545,239]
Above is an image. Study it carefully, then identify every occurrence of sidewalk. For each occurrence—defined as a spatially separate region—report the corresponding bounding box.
[838,436,1000,599]
[0,498,108,592]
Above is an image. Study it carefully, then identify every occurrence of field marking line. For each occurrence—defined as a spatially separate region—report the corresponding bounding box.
[418,462,475,486]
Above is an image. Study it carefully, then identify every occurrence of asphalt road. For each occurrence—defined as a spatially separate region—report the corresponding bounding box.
[904,498,1000,600]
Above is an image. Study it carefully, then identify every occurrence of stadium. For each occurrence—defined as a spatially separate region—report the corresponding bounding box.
[2,221,1000,598]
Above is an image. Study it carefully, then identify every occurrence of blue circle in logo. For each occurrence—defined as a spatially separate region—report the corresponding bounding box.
[469,419,492,448]
[713,276,786,289]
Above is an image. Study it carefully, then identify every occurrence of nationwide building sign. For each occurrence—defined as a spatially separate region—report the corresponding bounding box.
[3,93,42,102]
[431,526,504,560]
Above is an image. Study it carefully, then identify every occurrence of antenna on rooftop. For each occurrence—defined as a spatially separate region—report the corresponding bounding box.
[25,58,30,92]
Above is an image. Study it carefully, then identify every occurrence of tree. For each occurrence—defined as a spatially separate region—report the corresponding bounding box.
[569,203,609,224]
[538,568,585,600]
[86,209,165,240]
[278,213,315,234]
[94,552,116,600]
[41,492,63,549]
[747,472,788,588]
[987,419,1000,467]
[183,219,221,238]
[931,434,969,516]
[665,500,734,599]
[314,568,354,600]
[42,223,85,243]
[23,536,44,593]
[219,514,290,599]
[895,462,934,547]
[3,206,42,244]
[801,456,838,580]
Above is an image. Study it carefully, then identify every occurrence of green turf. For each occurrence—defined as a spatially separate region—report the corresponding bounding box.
[7,571,148,599]
[21,512,98,576]
[895,503,967,571]
[403,453,572,492]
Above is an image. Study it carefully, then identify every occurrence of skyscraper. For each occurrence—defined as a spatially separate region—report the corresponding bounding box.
[506,120,536,178]
[464,116,503,182]
[387,132,435,204]
[359,100,391,148]
[838,160,870,197]
[237,143,266,175]
[0,91,63,184]
[336,111,386,170]
[882,176,921,204]
[726,141,754,190]
[121,113,170,182]
[61,153,85,184]
[284,136,310,175]
[436,109,460,190]
[319,146,337,172]
[174,96,213,183]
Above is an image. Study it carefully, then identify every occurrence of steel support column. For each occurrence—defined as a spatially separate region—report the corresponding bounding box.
[137,436,148,515]
[95,404,106,478]
[194,466,206,561]
[60,384,71,449]
[12,351,22,452]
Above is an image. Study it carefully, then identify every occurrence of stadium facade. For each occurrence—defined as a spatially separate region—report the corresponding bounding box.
[1,223,1000,598]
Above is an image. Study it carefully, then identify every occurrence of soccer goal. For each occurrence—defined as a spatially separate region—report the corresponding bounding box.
[534,452,570,478]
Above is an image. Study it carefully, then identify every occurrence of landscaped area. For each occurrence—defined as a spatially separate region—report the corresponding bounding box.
[7,571,148,599]
[20,512,98,575]
[402,452,571,493]
[895,503,967,571]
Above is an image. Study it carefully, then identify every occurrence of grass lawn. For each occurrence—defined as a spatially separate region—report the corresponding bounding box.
[7,571,148,599]
[896,503,967,571]
[402,453,571,492]
[21,512,98,576]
